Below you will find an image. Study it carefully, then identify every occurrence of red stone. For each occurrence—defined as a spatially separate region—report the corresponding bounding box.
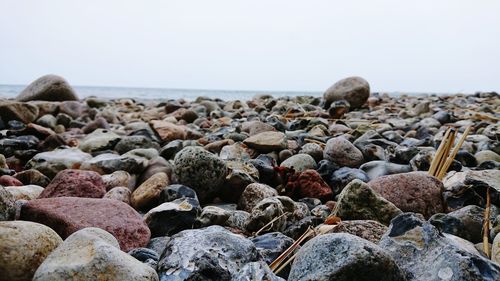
[20,197,150,251]
[368,171,445,219]
[285,169,333,202]
[0,175,23,186]
[39,169,106,198]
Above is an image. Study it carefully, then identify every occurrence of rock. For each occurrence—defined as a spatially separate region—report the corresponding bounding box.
[288,233,404,281]
[5,185,44,200]
[13,169,50,187]
[443,170,500,211]
[238,183,278,212]
[280,153,317,172]
[21,197,150,251]
[475,150,500,165]
[285,169,333,202]
[369,172,445,218]
[429,213,473,242]
[195,205,231,227]
[243,131,287,152]
[242,120,276,135]
[115,136,160,155]
[323,76,370,109]
[81,117,110,134]
[0,186,16,220]
[0,101,40,123]
[25,148,92,178]
[157,225,260,280]
[251,232,294,264]
[150,120,187,142]
[102,170,132,191]
[284,215,324,240]
[80,153,148,175]
[159,184,198,202]
[39,169,106,199]
[324,136,364,167]
[0,221,63,281]
[36,114,57,129]
[173,146,227,203]
[379,213,500,281]
[104,186,131,204]
[128,247,160,269]
[334,179,402,225]
[493,233,500,265]
[329,167,369,195]
[325,220,388,243]
[232,261,285,281]
[220,143,252,160]
[33,227,158,281]
[447,205,489,243]
[16,74,78,102]
[0,175,23,186]
[247,197,287,233]
[79,129,121,153]
[360,160,413,180]
[144,197,201,237]
[220,160,259,202]
[59,101,85,119]
[131,172,169,210]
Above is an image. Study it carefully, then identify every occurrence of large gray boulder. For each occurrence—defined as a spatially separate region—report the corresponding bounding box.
[16,74,78,102]
[324,76,370,109]
[379,213,500,281]
[288,233,405,281]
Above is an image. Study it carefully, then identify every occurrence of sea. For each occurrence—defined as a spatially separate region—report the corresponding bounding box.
[0,84,323,101]
[0,84,430,101]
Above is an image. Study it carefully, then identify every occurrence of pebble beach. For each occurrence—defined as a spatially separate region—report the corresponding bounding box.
[0,74,499,281]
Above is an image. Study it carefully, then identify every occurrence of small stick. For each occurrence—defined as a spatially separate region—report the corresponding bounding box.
[428,128,451,176]
[483,186,491,258]
[436,129,457,178]
[270,227,314,271]
[437,126,471,180]
[254,212,289,236]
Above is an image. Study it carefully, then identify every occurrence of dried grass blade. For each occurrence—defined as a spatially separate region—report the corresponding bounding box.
[437,126,471,180]
[428,127,452,176]
[483,186,491,258]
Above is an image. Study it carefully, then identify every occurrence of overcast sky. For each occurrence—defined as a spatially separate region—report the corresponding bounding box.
[1,0,499,93]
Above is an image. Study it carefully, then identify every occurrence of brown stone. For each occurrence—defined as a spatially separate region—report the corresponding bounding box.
[0,175,23,186]
[20,197,150,251]
[39,169,106,199]
[325,220,388,243]
[238,183,278,212]
[285,170,333,202]
[150,120,187,142]
[368,171,445,218]
[0,101,39,123]
[131,172,169,210]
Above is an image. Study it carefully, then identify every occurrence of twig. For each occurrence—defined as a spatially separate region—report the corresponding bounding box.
[437,126,471,180]
[428,127,452,176]
[254,212,289,236]
[483,186,491,258]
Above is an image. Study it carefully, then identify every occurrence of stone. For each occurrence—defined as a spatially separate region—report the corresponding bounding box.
[493,233,500,265]
[128,247,160,269]
[0,175,23,186]
[288,233,404,281]
[39,169,106,199]
[323,76,370,109]
[379,213,500,281]
[280,153,317,172]
[131,172,169,210]
[80,153,148,175]
[232,261,285,281]
[324,136,364,167]
[284,216,324,240]
[220,143,252,160]
[102,170,132,191]
[246,197,287,233]
[25,148,92,179]
[81,117,110,134]
[16,74,78,102]
[475,150,500,165]
[251,232,294,264]
[5,185,44,200]
[285,169,333,202]
[195,205,231,227]
[220,160,259,202]
[79,128,122,153]
[21,197,150,251]
[173,146,227,203]
[242,120,276,135]
[36,114,57,129]
[447,205,489,243]
[144,197,201,237]
[115,136,160,155]
[150,120,187,142]
[157,225,260,280]
[334,179,402,225]
[14,169,50,187]
[159,184,198,202]
[33,227,158,281]
[368,171,445,218]
[238,183,278,212]
[0,186,16,221]
[0,101,40,123]
[360,160,413,180]
[429,213,471,242]
[104,186,131,204]
[325,220,388,243]
[0,221,63,281]
[243,131,287,152]
[329,167,369,195]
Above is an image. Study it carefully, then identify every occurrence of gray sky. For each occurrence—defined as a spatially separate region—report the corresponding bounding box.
[1,0,499,93]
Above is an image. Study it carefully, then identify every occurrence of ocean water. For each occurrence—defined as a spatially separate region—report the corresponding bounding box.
[0,84,323,101]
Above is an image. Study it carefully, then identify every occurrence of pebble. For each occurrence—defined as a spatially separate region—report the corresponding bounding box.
[39,169,106,198]
[324,136,364,167]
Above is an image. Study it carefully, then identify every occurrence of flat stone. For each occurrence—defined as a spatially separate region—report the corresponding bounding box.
[131,172,169,210]
[39,169,106,199]
[243,131,287,152]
